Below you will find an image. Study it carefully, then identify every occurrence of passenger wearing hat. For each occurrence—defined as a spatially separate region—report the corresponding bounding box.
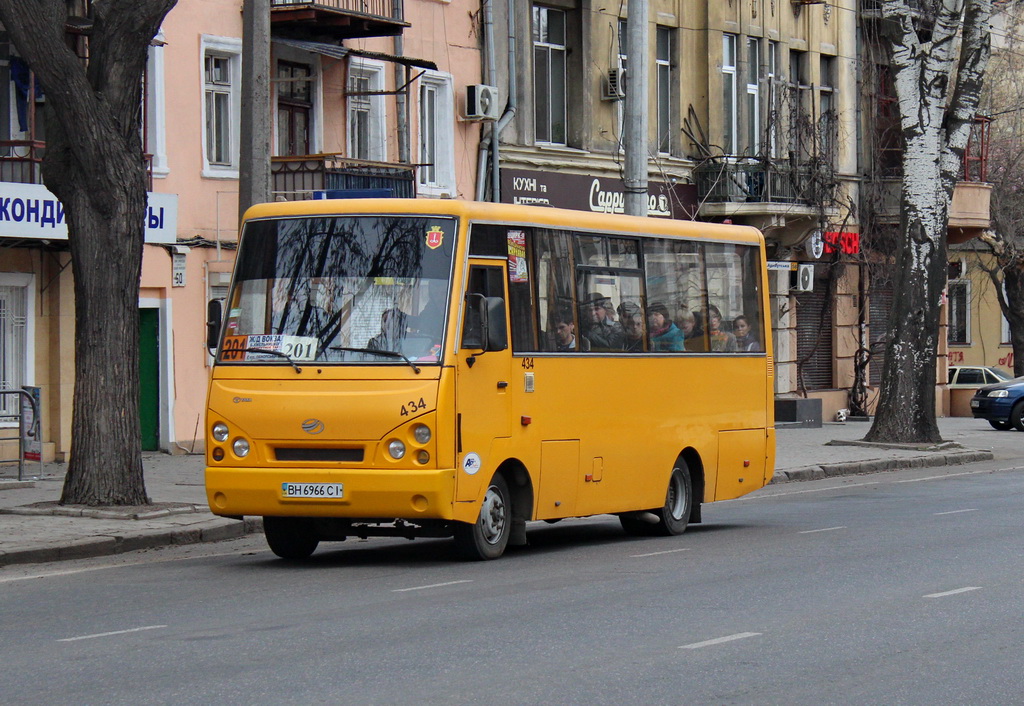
[617,300,646,352]
[648,302,685,352]
[583,292,624,351]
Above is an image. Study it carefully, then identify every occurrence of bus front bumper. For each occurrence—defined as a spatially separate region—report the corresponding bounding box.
[205,466,458,520]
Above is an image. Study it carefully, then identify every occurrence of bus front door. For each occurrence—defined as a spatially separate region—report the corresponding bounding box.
[455,262,512,503]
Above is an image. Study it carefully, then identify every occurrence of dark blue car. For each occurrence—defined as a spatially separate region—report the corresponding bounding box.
[971,376,1024,430]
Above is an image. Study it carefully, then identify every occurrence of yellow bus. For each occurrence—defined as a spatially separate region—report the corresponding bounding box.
[205,199,775,560]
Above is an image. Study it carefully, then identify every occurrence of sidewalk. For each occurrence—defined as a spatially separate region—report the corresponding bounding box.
[0,417,1018,568]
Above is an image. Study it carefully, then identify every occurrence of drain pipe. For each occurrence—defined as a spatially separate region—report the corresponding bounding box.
[476,0,517,201]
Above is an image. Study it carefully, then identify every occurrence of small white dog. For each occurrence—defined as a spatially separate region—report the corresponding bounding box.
[835,408,849,422]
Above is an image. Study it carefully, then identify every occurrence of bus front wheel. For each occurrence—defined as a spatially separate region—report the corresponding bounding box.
[653,464,692,536]
[453,474,511,560]
[263,516,319,560]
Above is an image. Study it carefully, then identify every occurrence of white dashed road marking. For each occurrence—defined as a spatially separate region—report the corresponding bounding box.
[798,526,846,534]
[393,580,472,593]
[934,508,977,516]
[57,625,167,643]
[680,632,762,649]
[631,548,691,558]
[924,587,981,599]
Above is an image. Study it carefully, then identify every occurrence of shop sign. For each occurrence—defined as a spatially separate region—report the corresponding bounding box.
[0,182,177,244]
[501,168,698,220]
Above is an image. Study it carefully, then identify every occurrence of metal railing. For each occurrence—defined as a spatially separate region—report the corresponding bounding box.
[0,389,41,482]
[272,155,416,200]
[695,160,814,205]
[270,0,403,22]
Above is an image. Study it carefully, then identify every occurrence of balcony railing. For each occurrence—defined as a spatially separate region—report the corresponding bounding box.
[270,0,407,40]
[695,159,829,206]
[272,154,416,200]
[0,140,45,184]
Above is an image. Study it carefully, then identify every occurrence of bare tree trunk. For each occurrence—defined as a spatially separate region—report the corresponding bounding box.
[865,0,991,443]
[0,0,177,504]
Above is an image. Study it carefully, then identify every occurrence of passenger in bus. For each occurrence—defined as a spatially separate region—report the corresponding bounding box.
[367,308,408,352]
[583,292,625,350]
[618,301,646,352]
[733,315,760,352]
[677,310,706,352]
[550,309,590,352]
[648,303,685,352]
[406,279,447,340]
[708,305,738,352]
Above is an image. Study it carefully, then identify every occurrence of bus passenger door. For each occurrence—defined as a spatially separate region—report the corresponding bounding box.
[455,262,512,502]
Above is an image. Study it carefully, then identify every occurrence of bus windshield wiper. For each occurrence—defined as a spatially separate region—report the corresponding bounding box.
[331,346,421,374]
[240,347,303,373]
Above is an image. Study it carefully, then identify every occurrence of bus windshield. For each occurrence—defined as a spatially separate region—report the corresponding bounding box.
[219,215,457,366]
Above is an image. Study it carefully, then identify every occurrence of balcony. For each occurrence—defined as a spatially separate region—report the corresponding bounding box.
[272,154,416,200]
[270,0,408,41]
[862,177,991,243]
[0,140,45,184]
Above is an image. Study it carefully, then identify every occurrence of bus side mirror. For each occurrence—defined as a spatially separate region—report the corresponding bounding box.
[207,299,223,350]
[462,293,508,352]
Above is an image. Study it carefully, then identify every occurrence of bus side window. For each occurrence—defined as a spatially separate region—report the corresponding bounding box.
[462,265,507,349]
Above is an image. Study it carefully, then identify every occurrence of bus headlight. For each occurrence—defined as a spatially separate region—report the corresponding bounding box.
[413,424,431,444]
[232,437,250,457]
[212,423,229,442]
[417,450,430,464]
[388,439,406,459]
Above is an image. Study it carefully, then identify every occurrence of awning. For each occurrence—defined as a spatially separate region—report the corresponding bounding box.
[273,37,437,70]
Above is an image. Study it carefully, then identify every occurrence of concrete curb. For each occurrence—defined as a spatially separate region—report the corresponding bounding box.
[0,516,263,568]
[771,450,994,484]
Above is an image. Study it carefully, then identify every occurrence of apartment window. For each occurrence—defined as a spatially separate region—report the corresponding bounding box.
[533,5,567,145]
[819,55,837,162]
[201,35,241,176]
[746,37,761,156]
[277,61,312,157]
[722,34,738,155]
[947,280,969,345]
[788,49,810,158]
[656,27,674,155]
[348,59,386,162]
[418,71,456,195]
[145,37,168,178]
[0,274,33,419]
[616,19,627,148]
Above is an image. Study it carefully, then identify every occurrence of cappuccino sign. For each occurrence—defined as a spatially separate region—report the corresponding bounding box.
[501,168,697,220]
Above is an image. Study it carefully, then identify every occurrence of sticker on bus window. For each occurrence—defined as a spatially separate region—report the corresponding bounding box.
[220,334,318,362]
[507,229,528,283]
[426,226,444,250]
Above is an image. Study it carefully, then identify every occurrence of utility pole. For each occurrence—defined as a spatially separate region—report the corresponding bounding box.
[623,0,648,216]
[239,0,272,221]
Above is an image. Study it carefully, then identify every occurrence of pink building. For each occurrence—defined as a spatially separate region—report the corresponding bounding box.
[0,0,484,461]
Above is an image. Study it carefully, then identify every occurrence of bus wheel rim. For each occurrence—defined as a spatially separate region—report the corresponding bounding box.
[479,485,506,544]
[668,472,686,520]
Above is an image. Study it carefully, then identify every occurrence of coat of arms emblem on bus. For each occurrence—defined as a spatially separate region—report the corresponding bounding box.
[425,226,444,250]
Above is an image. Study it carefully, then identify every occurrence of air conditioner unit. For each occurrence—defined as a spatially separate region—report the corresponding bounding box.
[796,263,815,292]
[601,68,626,101]
[466,84,501,121]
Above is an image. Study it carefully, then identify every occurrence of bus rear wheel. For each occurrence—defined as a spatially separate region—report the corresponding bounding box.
[263,516,319,560]
[619,463,692,537]
[453,474,511,560]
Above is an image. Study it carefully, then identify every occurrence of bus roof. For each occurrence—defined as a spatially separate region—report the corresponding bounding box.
[242,198,765,246]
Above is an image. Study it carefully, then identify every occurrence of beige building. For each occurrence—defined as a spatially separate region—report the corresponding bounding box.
[0,0,485,461]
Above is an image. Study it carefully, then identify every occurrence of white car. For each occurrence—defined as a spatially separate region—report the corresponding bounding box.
[948,365,1012,388]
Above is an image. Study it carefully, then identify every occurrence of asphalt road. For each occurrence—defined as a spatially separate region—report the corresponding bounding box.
[2,460,1023,705]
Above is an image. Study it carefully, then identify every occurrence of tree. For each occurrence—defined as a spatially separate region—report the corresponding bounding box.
[977,4,1024,377]
[865,0,992,443]
[0,0,177,504]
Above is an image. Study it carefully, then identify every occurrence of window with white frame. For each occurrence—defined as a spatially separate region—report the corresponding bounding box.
[0,273,33,419]
[417,71,455,195]
[947,280,969,345]
[656,26,674,155]
[533,5,567,145]
[347,58,386,162]
[766,40,780,158]
[746,37,760,156]
[616,19,627,149]
[789,49,811,159]
[722,34,738,155]
[201,36,241,177]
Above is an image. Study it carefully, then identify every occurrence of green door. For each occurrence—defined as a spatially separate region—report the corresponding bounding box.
[138,308,160,451]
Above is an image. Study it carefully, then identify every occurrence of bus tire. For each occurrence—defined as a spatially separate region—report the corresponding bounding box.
[453,474,511,560]
[263,516,319,560]
[652,464,692,536]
